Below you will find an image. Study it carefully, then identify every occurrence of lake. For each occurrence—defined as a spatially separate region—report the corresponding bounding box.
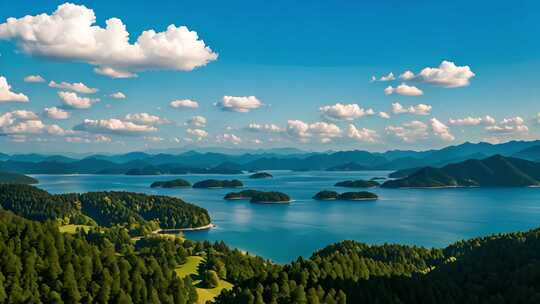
[34,171,540,263]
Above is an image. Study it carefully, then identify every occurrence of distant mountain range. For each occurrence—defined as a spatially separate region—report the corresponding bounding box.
[2,140,540,175]
[382,155,540,188]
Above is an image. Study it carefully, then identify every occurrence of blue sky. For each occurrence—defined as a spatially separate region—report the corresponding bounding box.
[0,0,539,153]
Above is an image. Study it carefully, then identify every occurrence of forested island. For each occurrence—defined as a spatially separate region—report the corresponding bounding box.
[313,190,378,201]
[326,162,370,171]
[335,179,380,188]
[193,179,244,189]
[224,190,262,200]
[0,170,38,184]
[383,155,540,188]
[250,191,291,204]
[249,172,273,179]
[0,184,211,236]
[150,178,191,188]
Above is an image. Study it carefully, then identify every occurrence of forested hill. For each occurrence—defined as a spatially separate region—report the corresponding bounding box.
[0,184,211,235]
[383,155,540,188]
[0,210,199,303]
[216,227,540,304]
[0,171,37,184]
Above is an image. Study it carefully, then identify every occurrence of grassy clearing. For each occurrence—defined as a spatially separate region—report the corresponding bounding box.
[58,224,93,234]
[175,256,234,303]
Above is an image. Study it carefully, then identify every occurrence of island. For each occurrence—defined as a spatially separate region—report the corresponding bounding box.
[224,190,262,200]
[335,179,380,188]
[150,178,191,188]
[0,171,38,184]
[193,179,244,189]
[250,191,291,204]
[249,172,273,179]
[313,190,378,201]
[382,155,540,188]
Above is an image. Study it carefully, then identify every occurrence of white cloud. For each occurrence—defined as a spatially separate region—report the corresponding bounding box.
[378,111,390,119]
[347,124,378,143]
[0,76,29,103]
[0,110,39,130]
[448,115,496,126]
[287,120,341,142]
[0,3,217,77]
[186,115,207,127]
[485,117,528,134]
[74,118,157,135]
[144,136,164,142]
[49,80,98,94]
[216,133,242,145]
[186,128,208,140]
[170,99,199,109]
[537,113,540,124]
[391,102,432,115]
[399,70,415,81]
[215,96,263,113]
[386,121,429,143]
[43,107,70,120]
[47,124,74,136]
[371,72,395,82]
[430,118,455,141]
[247,123,283,133]
[94,67,137,79]
[66,135,111,143]
[319,103,374,121]
[58,91,99,109]
[3,120,45,134]
[109,92,126,99]
[384,83,423,96]
[24,75,45,83]
[417,61,475,88]
[124,113,169,125]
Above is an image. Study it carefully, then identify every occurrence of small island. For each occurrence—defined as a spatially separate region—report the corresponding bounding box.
[249,172,273,179]
[150,178,191,188]
[326,162,369,171]
[193,179,244,189]
[250,191,291,204]
[224,190,262,200]
[335,179,380,188]
[313,190,378,201]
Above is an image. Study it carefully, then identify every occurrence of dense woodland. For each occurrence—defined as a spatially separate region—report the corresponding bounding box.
[0,184,210,236]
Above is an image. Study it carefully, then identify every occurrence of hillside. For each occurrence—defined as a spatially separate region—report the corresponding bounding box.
[0,171,38,184]
[0,184,211,235]
[383,155,540,188]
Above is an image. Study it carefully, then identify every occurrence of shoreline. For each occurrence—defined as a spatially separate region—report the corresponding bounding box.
[158,223,216,233]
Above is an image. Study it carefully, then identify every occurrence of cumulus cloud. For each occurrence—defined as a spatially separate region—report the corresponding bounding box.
[94,67,137,79]
[0,3,218,77]
[74,118,157,135]
[58,91,99,109]
[215,96,263,113]
[448,116,496,126]
[49,81,98,94]
[47,124,74,136]
[384,83,423,96]
[186,128,208,140]
[378,111,390,119]
[0,76,29,103]
[170,99,199,109]
[430,118,455,141]
[371,72,395,82]
[44,107,70,120]
[391,102,432,115]
[185,115,207,127]
[287,120,341,142]
[247,123,283,133]
[347,124,378,143]
[124,113,169,125]
[3,119,45,134]
[485,117,528,134]
[66,135,111,143]
[319,103,374,121]
[24,75,45,83]
[399,70,415,81]
[386,121,429,143]
[144,136,164,142]
[109,92,126,99]
[216,133,242,145]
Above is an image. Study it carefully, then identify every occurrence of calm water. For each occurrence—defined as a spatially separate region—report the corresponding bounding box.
[35,171,540,263]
